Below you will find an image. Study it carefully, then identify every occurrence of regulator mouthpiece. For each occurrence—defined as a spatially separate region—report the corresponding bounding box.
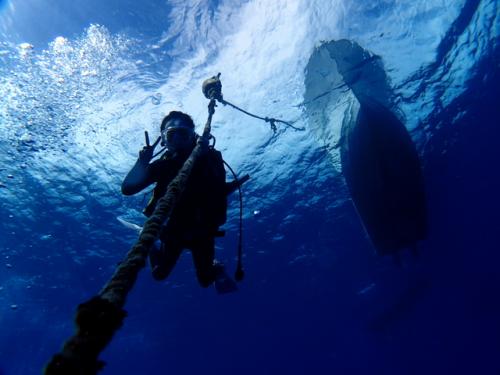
[202,73,223,101]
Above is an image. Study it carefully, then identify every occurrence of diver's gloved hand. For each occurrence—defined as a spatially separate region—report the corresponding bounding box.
[139,131,161,164]
[138,145,155,163]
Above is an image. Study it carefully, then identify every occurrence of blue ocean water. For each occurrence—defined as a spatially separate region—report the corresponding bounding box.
[0,1,499,374]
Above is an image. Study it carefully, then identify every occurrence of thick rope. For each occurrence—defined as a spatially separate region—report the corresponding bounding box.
[44,99,216,375]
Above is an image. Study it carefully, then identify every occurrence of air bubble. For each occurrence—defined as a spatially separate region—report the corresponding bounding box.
[19,43,34,50]
[151,93,162,105]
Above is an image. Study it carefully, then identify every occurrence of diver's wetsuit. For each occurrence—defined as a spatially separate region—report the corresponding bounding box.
[143,146,227,287]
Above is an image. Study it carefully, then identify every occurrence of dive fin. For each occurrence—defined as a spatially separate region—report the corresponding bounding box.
[117,217,142,234]
[214,264,238,294]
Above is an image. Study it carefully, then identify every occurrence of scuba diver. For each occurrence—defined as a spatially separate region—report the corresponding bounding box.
[122,110,243,292]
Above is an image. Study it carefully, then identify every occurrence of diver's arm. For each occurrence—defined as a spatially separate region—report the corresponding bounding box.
[122,133,161,195]
[121,157,155,195]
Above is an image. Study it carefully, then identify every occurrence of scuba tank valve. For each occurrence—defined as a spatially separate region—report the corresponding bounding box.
[202,73,223,101]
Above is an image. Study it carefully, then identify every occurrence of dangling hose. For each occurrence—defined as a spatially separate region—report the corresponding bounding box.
[223,160,247,281]
[44,99,218,375]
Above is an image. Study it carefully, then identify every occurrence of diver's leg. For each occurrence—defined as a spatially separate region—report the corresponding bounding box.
[190,237,216,287]
[191,237,238,293]
[150,238,183,281]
